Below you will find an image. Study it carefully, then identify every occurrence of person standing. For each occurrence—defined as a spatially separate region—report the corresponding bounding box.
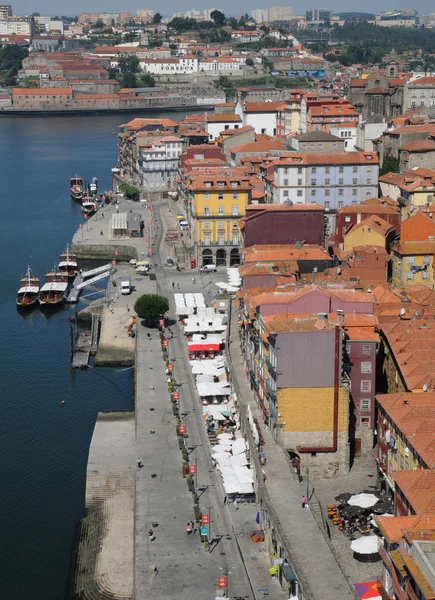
[190,521,195,534]
[186,522,191,535]
[137,457,142,468]
[301,495,306,508]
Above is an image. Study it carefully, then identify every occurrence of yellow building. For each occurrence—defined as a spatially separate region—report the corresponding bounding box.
[187,172,252,267]
[343,215,395,252]
[392,242,435,288]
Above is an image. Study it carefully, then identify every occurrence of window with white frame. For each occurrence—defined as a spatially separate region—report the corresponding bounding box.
[363,344,371,355]
[218,205,224,215]
[339,166,344,173]
[353,178,358,185]
[311,179,316,186]
[298,179,302,185]
[324,201,330,209]
[339,178,344,185]
[325,189,330,196]
[204,221,210,228]
[361,380,371,392]
[325,167,331,174]
[204,192,210,200]
[232,192,238,200]
[218,221,225,229]
[338,200,343,208]
[338,189,344,196]
[407,256,415,265]
[297,190,302,197]
[218,232,225,244]
[361,399,370,411]
[298,167,303,174]
[204,206,210,216]
[311,189,316,196]
[232,205,239,215]
[232,232,239,244]
[284,179,289,186]
[353,166,358,173]
[204,232,211,244]
[361,362,372,374]
[311,167,316,174]
[352,189,357,196]
[218,192,224,200]
[283,190,289,197]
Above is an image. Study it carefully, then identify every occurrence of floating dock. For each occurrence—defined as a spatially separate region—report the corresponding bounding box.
[66,265,112,304]
[72,315,100,369]
[66,276,84,303]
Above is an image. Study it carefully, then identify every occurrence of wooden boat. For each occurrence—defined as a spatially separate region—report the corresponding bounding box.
[16,266,40,307]
[39,269,68,306]
[58,246,78,279]
[70,176,86,201]
[82,199,98,215]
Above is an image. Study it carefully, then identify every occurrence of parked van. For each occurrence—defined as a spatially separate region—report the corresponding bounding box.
[200,264,217,273]
[120,276,132,295]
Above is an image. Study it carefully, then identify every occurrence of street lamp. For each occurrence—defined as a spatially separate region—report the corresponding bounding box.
[306,467,310,501]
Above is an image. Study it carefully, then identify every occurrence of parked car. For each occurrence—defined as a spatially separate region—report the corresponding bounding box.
[200,264,217,273]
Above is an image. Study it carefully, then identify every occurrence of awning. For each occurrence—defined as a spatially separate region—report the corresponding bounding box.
[282,564,297,582]
[188,343,220,352]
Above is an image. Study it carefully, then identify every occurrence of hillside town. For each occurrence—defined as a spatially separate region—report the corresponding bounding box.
[3,2,435,600]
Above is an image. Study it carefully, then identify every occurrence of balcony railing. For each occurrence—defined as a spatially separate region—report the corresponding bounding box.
[265,379,276,400]
[265,356,277,378]
[198,240,240,247]
[191,212,240,218]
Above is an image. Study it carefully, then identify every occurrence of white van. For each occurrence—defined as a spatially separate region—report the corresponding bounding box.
[200,264,217,273]
[120,276,132,295]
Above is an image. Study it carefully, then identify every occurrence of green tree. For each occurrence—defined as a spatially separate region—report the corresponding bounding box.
[134,294,169,323]
[119,183,140,200]
[121,72,138,88]
[118,54,140,73]
[153,12,162,24]
[380,156,400,176]
[0,45,29,85]
[94,19,104,28]
[245,57,254,66]
[138,73,155,87]
[210,9,226,26]
[226,17,238,28]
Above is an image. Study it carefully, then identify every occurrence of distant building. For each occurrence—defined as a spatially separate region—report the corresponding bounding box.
[268,5,293,21]
[0,16,33,35]
[34,16,64,33]
[305,8,332,25]
[251,8,269,22]
[0,4,12,19]
[136,8,154,19]
[375,8,418,27]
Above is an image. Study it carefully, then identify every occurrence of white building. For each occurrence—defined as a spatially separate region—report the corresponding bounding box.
[251,8,269,22]
[236,100,284,136]
[268,5,293,21]
[35,16,64,33]
[140,135,184,190]
[231,30,262,42]
[330,123,357,152]
[142,56,199,74]
[0,17,33,35]
[272,152,379,231]
[199,57,240,71]
[0,5,12,19]
[205,114,243,140]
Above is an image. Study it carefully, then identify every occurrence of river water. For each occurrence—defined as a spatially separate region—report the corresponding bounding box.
[0,111,181,600]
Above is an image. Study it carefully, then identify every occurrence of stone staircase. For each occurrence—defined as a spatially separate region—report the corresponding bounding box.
[71,470,134,600]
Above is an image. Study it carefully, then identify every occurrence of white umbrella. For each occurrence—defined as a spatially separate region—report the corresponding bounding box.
[348,493,379,509]
[351,535,379,555]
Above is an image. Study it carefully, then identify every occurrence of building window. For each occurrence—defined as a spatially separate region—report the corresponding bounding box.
[218,192,224,200]
[298,179,302,186]
[339,178,344,185]
[324,201,330,209]
[352,178,358,185]
[204,221,210,229]
[422,270,429,280]
[325,167,331,174]
[204,206,210,216]
[353,166,358,173]
[423,255,431,265]
[338,189,344,196]
[338,200,343,208]
[283,190,289,197]
[218,232,225,244]
[232,205,239,215]
[218,205,224,215]
[205,181,211,188]
[311,189,316,196]
[297,190,302,197]
[407,256,415,265]
[232,192,238,200]
[284,179,289,186]
[204,192,210,200]
[311,167,317,174]
[363,344,371,355]
[325,178,330,185]
[311,179,317,186]
[204,232,210,244]
[218,221,225,229]
[232,232,239,244]
[361,399,370,411]
[361,417,370,428]
[361,380,371,392]
[325,189,330,196]
[298,167,302,174]
[339,166,344,174]
[367,179,372,185]
[352,189,357,196]
[361,362,372,374]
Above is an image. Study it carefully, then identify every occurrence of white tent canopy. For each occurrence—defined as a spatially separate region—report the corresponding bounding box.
[351,536,379,555]
[189,357,226,375]
[196,381,230,397]
[348,493,379,509]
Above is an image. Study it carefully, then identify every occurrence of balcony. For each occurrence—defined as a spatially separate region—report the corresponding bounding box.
[191,212,240,218]
[265,379,276,400]
[198,240,239,247]
[265,356,276,379]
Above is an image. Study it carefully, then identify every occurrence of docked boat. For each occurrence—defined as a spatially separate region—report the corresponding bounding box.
[16,267,40,307]
[82,199,98,215]
[58,247,78,279]
[88,176,98,196]
[39,270,68,306]
[70,176,86,201]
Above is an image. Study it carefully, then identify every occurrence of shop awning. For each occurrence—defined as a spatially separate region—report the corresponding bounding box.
[188,343,220,352]
[282,564,297,582]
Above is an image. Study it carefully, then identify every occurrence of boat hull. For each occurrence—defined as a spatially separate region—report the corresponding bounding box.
[16,296,39,307]
[38,296,65,306]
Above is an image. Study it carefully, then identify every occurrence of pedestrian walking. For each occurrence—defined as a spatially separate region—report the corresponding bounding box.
[301,495,306,508]
[223,495,227,506]
[100,230,103,236]
[186,522,192,535]
[190,521,195,534]
[137,457,143,468]
[172,282,175,289]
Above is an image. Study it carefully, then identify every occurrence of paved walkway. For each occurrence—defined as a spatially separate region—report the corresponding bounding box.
[228,309,357,600]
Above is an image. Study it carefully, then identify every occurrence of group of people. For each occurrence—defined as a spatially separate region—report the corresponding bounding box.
[186,521,197,535]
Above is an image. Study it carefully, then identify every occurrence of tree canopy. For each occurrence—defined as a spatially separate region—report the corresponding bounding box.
[0,45,29,85]
[118,54,139,73]
[134,294,169,322]
[210,10,226,26]
[152,12,162,24]
[380,156,400,176]
[121,72,138,88]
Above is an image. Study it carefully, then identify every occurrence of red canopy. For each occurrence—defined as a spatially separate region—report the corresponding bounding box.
[188,343,220,352]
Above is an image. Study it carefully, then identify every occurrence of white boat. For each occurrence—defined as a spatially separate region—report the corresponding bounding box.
[38,281,68,306]
[89,176,98,195]
[82,200,98,215]
[16,267,40,307]
[58,246,78,279]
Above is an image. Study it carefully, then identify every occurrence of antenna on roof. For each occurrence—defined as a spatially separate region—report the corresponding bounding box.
[400,307,406,316]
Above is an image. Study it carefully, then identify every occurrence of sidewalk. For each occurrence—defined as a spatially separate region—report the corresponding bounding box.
[228,307,357,600]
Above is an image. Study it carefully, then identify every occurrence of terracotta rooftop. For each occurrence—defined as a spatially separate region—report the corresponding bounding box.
[275,152,378,166]
[231,140,286,154]
[242,244,331,263]
[244,102,286,113]
[207,114,242,123]
[346,215,395,238]
[393,471,435,515]
[401,140,435,152]
[12,87,73,95]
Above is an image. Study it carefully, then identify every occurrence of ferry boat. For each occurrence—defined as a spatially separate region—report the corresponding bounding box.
[70,176,86,201]
[88,177,98,196]
[16,267,40,307]
[58,247,78,279]
[39,270,68,306]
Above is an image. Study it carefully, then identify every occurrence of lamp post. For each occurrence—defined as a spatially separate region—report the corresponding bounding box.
[306,467,310,501]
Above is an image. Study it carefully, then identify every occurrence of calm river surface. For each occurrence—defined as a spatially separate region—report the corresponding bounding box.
[0,111,181,599]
